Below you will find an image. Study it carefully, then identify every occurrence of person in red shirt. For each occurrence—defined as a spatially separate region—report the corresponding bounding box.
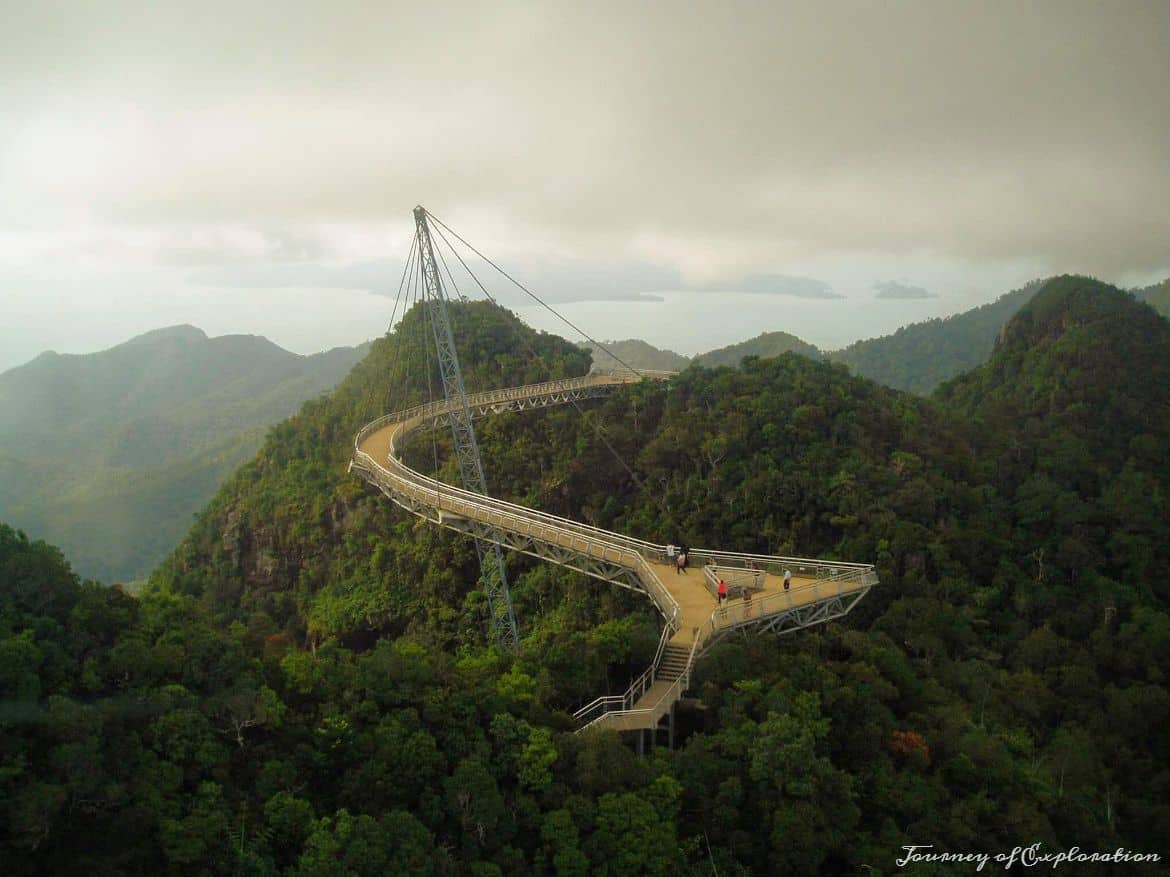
[717,578,728,605]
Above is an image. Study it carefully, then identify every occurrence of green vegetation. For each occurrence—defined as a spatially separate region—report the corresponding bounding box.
[0,326,368,583]
[692,330,824,368]
[829,280,1043,394]
[1135,277,1170,318]
[575,339,690,372]
[3,279,1169,874]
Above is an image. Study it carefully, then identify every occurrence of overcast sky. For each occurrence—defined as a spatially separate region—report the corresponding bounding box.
[2,0,1168,371]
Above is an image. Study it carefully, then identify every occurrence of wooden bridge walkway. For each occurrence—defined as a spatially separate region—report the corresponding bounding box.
[350,371,877,732]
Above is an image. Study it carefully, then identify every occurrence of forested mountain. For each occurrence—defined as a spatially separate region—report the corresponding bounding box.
[691,330,824,368]
[575,338,690,372]
[1135,277,1170,318]
[0,326,368,583]
[4,280,1169,874]
[828,280,1044,394]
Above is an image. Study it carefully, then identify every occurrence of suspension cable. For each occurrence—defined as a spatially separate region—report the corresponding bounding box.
[380,231,419,417]
[427,218,666,512]
[387,230,418,335]
[424,209,645,376]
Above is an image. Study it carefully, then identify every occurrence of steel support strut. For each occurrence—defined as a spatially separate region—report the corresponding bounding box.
[413,206,519,651]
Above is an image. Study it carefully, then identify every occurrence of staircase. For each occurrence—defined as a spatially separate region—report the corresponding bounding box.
[656,643,691,684]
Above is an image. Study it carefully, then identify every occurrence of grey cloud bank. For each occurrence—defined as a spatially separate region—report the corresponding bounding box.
[1,0,1167,362]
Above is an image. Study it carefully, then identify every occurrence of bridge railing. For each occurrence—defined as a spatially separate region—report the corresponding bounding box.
[353,370,877,731]
[577,634,703,731]
[354,374,875,620]
[702,563,765,597]
[355,375,872,582]
[354,376,686,622]
[707,567,879,633]
[572,619,675,725]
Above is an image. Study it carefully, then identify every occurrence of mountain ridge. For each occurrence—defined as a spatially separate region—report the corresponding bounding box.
[6,284,1170,872]
[0,325,370,581]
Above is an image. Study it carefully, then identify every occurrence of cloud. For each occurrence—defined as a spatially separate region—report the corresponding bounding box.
[874,281,938,300]
[0,1,1167,280]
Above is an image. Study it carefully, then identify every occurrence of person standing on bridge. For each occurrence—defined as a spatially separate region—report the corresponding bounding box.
[676,550,687,575]
[717,577,728,605]
[784,569,792,591]
[666,543,677,564]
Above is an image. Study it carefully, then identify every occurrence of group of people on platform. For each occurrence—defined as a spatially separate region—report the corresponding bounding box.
[665,543,794,610]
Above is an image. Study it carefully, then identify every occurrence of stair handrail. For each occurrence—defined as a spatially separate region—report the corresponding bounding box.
[572,619,673,723]
[578,632,705,731]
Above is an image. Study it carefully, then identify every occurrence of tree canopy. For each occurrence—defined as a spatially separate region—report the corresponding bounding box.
[4,280,1169,874]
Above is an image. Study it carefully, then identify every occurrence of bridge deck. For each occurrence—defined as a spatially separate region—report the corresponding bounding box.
[646,562,820,642]
[350,372,876,734]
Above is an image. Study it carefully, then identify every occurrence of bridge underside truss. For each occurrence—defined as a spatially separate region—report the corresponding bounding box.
[351,370,877,732]
[438,383,618,427]
[701,588,869,653]
[363,474,652,600]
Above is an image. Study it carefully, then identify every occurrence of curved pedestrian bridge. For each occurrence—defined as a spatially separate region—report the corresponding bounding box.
[350,370,877,732]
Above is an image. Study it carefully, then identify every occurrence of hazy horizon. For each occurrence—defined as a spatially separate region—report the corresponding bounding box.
[2,1,1168,371]
[0,264,1078,375]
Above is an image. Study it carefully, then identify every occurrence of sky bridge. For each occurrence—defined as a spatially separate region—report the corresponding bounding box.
[350,370,877,735]
[351,207,876,741]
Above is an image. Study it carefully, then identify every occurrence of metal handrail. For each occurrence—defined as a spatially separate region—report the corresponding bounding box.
[351,370,878,731]
[578,633,703,731]
[354,446,684,628]
[703,563,765,597]
[354,374,871,578]
[572,620,674,722]
[708,567,878,632]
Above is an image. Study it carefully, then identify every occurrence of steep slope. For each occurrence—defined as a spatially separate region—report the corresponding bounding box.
[152,301,615,649]
[830,280,1044,394]
[0,326,369,581]
[10,280,1170,872]
[691,330,823,368]
[1135,276,1170,318]
[937,275,1170,603]
[575,338,690,371]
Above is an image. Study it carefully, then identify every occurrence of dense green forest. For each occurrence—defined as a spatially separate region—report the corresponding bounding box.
[828,281,1044,394]
[691,330,824,369]
[3,279,1169,874]
[0,326,368,583]
[576,339,691,372]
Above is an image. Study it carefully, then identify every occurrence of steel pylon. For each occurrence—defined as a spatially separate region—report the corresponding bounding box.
[413,205,519,651]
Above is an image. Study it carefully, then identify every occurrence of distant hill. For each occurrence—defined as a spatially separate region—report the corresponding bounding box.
[1135,277,1170,318]
[576,338,690,372]
[0,325,368,582]
[828,280,1045,395]
[691,330,823,368]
